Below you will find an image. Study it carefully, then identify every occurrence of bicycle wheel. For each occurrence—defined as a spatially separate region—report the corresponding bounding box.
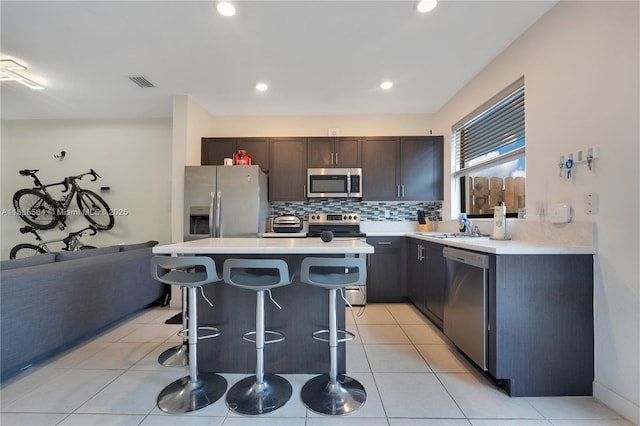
[10,243,47,259]
[79,245,96,250]
[76,189,114,230]
[13,189,59,230]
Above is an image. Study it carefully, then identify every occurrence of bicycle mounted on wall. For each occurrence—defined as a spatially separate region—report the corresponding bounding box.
[13,169,114,231]
[10,225,98,259]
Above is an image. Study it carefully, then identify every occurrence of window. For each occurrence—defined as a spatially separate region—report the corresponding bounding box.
[453,77,525,217]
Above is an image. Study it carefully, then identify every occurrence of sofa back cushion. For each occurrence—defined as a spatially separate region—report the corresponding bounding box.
[120,240,158,252]
[0,253,57,271]
[55,245,120,262]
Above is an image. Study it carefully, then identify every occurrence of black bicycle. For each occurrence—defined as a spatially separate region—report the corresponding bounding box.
[10,225,98,259]
[13,169,114,231]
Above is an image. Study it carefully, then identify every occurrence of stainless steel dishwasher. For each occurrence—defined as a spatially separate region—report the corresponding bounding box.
[443,246,490,371]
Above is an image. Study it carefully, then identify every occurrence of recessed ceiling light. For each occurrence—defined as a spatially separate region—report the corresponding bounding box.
[256,83,268,92]
[417,0,438,13]
[380,81,393,90]
[217,2,236,17]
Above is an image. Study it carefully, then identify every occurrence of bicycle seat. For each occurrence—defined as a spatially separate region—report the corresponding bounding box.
[19,169,38,176]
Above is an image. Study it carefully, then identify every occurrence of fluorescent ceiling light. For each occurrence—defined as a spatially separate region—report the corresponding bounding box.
[380,81,393,90]
[217,2,236,17]
[0,59,44,90]
[417,0,438,13]
[256,83,268,92]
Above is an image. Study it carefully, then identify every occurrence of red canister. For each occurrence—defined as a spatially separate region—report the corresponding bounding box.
[234,150,251,166]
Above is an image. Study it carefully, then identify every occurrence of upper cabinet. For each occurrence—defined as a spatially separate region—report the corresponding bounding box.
[307,137,361,168]
[269,137,308,201]
[362,136,443,201]
[201,137,269,172]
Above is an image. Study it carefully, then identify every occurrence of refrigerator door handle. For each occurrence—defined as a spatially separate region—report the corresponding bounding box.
[215,191,222,237]
[209,191,215,238]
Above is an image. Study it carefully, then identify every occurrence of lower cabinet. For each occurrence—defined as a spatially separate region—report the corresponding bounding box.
[366,236,406,303]
[406,237,445,328]
[488,254,594,396]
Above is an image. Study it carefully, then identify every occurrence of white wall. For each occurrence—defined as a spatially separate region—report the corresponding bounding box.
[0,118,173,258]
[434,2,639,422]
[205,114,436,138]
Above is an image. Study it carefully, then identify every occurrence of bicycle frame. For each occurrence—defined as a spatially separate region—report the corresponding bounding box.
[25,170,97,226]
[20,225,97,252]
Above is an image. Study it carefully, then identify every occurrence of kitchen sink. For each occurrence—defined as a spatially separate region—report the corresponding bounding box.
[414,232,489,239]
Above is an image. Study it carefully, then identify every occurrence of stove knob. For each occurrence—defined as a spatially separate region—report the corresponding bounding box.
[353,215,357,220]
[348,215,352,220]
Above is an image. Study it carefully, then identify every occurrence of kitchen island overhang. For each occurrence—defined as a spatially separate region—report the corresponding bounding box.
[152,237,374,374]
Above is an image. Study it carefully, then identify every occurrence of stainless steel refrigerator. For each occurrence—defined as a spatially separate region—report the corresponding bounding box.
[184,165,269,240]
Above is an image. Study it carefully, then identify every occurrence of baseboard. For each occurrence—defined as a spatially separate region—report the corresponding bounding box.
[593,381,640,425]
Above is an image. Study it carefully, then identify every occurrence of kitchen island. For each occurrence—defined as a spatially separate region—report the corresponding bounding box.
[152,237,374,374]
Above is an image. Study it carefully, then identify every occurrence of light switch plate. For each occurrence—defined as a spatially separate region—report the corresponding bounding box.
[586,192,598,214]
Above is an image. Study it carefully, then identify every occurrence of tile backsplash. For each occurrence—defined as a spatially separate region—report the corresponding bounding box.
[270,199,442,222]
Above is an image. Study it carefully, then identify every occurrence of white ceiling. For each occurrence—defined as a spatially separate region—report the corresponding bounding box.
[0,1,557,121]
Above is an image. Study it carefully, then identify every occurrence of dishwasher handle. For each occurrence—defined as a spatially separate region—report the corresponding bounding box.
[443,246,489,269]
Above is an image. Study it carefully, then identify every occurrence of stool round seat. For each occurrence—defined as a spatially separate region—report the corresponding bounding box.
[300,256,367,416]
[223,258,293,415]
[150,256,227,414]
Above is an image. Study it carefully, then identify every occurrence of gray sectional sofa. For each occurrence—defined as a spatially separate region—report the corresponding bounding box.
[0,241,165,378]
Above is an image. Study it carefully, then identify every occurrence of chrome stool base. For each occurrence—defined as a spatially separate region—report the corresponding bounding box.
[226,374,293,415]
[157,372,227,414]
[157,344,188,367]
[301,373,366,415]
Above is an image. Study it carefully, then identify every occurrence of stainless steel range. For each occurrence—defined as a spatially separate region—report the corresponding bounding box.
[307,212,366,239]
[307,212,367,305]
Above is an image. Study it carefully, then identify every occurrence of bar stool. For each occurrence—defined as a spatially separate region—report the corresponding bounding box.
[223,259,293,415]
[159,278,190,367]
[300,257,367,415]
[150,256,227,413]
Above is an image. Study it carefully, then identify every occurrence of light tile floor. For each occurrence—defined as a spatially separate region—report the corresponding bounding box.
[1,303,634,426]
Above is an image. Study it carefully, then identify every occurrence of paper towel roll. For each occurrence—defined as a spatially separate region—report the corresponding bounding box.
[492,204,507,240]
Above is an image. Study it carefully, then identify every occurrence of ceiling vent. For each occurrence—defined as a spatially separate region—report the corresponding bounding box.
[128,76,155,88]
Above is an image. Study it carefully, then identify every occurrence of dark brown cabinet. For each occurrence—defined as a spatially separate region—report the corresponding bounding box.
[201,137,269,172]
[269,137,307,201]
[307,137,361,168]
[362,137,399,201]
[406,237,445,328]
[487,253,594,396]
[362,136,443,201]
[366,236,406,303]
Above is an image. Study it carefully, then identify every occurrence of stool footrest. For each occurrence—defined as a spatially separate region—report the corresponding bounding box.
[312,329,355,343]
[242,330,285,344]
[178,326,222,340]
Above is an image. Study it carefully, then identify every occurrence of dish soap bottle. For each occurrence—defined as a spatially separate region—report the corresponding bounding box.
[458,213,470,234]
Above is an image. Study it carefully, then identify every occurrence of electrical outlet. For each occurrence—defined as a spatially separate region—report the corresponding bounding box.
[384,209,390,219]
[586,192,598,214]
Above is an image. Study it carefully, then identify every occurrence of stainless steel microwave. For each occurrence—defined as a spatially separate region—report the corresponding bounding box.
[307,168,362,198]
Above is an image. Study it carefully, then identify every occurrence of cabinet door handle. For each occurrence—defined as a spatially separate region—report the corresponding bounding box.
[335,152,338,165]
[331,152,334,165]
[401,185,405,197]
[396,185,400,197]
[377,241,392,245]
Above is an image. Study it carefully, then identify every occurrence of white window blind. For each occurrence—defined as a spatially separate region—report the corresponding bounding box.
[453,78,525,175]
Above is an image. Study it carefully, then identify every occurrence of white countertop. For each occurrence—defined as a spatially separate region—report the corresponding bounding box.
[406,232,596,255]
[153,237,374,255]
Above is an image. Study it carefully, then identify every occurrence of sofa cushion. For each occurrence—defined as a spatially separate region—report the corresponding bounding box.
[120,240,158,252]
[0,253,57,271]
[55,245,120,262]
